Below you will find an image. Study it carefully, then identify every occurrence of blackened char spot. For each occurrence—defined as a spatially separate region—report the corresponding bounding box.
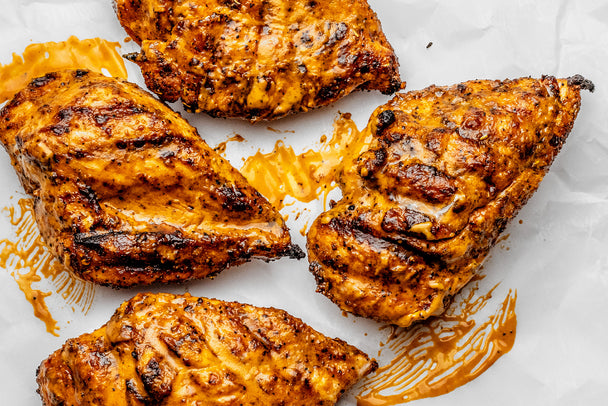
[375,110,396,135]
[283,244,305,260]
[383,77,404,95]
[50,124,70,135]
[74,69,89,78]
[309,262,331,294]
[30,73,57,88]
[567,74,595,92]
[126,379,149,402]
[124,52,145,63]
[326,22,348,47]
[140,358,172,399]
[317,77,346,102]
[218,184,251,212]
[78,184,102,214]
[358,148,386,178]
[549,134,562,147]
[58,108,73,121]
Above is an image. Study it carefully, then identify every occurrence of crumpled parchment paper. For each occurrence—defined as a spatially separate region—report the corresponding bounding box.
[0,1,607,404]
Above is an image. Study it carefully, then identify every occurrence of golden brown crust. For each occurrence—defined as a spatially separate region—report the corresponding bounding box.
[114,0,403,121]
[37,293,376,405]
[307,76,589,327]
[0,69,303,288]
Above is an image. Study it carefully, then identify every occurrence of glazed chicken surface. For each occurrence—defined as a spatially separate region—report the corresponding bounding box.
[307,75,593,327]
[114,0,403,121]
[37,292,377,405]
[0,69,302,288]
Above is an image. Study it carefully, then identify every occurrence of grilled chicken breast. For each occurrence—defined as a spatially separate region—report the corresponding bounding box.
[0,69,302,288]
[307,75,593,327]
[114,0,403,121]
[37,292,377,405]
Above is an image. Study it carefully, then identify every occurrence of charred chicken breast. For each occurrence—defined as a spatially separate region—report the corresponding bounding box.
[37,292,377,405]
[0,69,302,288]
[307,75,593,327]
[114,0,403,121]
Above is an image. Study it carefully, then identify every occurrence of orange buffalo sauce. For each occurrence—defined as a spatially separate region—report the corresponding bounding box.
[0,36,127,103]
[214,133,246,155]
[357,284,517,405]
[240,113,359,209]
[0,198,95,336]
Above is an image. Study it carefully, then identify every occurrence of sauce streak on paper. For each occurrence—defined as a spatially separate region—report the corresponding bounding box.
[357,286,517,405]
[214,133,245,155]
[240,113,359,209]
[0,198,95,335]
[0,36,127,103]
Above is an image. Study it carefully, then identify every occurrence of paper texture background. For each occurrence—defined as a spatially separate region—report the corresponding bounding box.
[1,0,607,404]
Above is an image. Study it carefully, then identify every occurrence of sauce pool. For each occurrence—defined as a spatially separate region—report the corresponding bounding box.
[240,113,359,209]
[0,35,128,103]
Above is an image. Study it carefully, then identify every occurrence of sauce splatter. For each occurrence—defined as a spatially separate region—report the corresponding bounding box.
[357,284,517,405]
[0,36,128,103]
[0,198,95,336]
[266,126,295,134]
[214,133,245,155]
[240,113,359,209]
[299,220,310,236]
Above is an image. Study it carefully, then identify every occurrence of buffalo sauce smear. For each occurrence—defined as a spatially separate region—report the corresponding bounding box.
[239,113,359,210]
[214,133,246,155]
[0,35,127,103]
[0,198,95,336]
[357,284,517,405]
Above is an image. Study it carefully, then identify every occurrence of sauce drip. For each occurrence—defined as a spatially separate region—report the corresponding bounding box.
[0,198,95,335]
[266,126,295,134]
[357,284,517,405]
[240,113,359,209]
[299,220,310,236]
[0,36,128,103]
[214,133,245,155]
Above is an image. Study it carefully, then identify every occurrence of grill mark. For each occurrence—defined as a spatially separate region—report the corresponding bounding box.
[126,379,150,402]
[56,102,197,153]
[77,183,103,215]
[397,164,457,204]
[217,184,253,212]
[73,231,193,251]
[65,101,145,126]
[381,208,430,234]
[139,357,174,399]
[30,72,58,88]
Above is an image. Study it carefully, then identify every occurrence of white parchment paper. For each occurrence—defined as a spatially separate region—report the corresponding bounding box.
[1,0,607,404]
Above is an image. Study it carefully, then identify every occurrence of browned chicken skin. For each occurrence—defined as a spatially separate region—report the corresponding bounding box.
[114,0,403,121]
[0,69,303,288]
[307,75,593,327]
[37,292,377,405]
